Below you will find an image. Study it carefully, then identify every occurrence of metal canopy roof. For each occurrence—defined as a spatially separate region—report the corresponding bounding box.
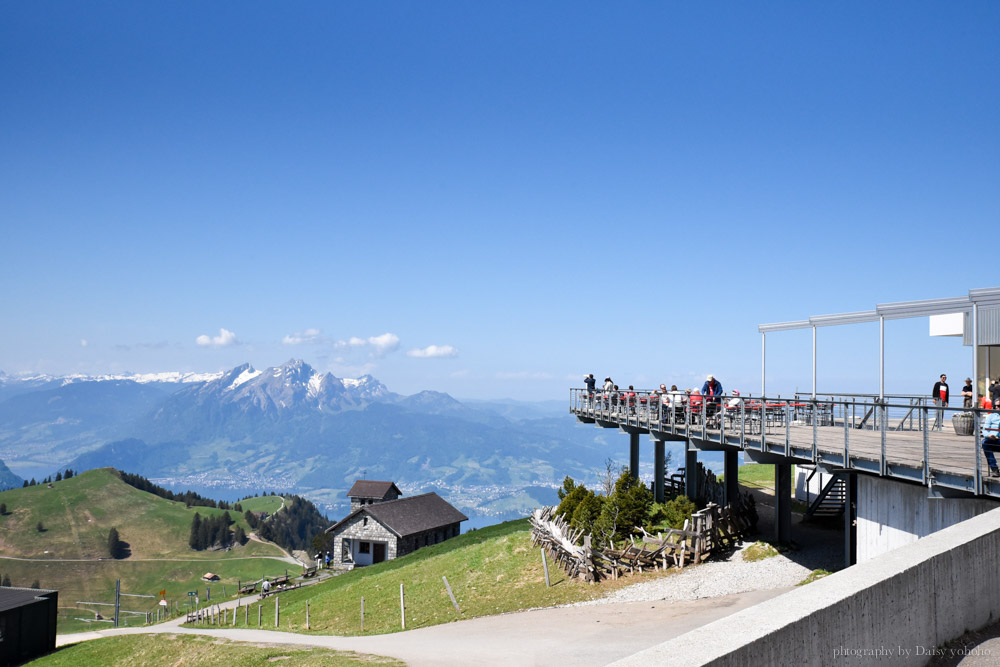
[875,296,970,320]
[809,310,880,328]
[758,320,811,333]
[970,287,1000,308]
[757,289,997,333]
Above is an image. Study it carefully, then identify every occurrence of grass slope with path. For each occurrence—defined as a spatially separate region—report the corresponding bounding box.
[187,518,677,637]
[0,469,298,635]
[32,633,402,666]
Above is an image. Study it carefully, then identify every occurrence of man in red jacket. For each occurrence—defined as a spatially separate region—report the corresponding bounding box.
[932,374,949,431]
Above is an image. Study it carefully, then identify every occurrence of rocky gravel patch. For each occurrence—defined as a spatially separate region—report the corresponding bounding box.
[578,510,844,606]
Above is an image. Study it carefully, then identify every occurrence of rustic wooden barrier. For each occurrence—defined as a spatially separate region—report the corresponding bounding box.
[530,490,758,582]
[529,507,598,582]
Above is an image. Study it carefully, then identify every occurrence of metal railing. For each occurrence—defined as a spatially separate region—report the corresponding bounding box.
[570,387,994,497]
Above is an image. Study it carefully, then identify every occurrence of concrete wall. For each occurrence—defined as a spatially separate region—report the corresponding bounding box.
[857,475,1000,562]
[610,506,1000,666]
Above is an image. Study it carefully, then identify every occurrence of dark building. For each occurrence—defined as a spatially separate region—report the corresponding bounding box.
[327,489,467,569]
[346,480,402,511]
[0,587,58,666]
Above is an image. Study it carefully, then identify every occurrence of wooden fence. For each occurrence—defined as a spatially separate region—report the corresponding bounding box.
[529,492,757,583]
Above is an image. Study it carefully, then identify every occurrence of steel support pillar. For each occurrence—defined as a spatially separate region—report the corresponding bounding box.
[629,433,640,480]
[685,447,698,501]
[775,463,792,543]
[724,450,739,506]
[654,439,665,503]
[845,473,857,568]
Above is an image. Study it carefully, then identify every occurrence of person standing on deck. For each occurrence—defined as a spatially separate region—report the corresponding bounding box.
[981,407,1000,477]
[932,374,949,431]
[584,374,596,407]
[962,378,974,409]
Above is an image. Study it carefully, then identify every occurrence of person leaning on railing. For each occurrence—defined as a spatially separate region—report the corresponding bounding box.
[981,408,1000,478]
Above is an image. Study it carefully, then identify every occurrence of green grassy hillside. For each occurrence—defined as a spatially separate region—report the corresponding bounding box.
[0,469,300,635]
[0,469,282,559]
[189,519,672,636]
[239,495,284,515]
[33,634,401,666]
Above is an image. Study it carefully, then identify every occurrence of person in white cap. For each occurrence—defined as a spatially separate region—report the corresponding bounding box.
[702,374,724,421]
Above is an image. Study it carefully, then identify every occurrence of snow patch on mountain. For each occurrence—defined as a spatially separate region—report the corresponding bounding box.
[229,366,261,390]
[1,370,225,386]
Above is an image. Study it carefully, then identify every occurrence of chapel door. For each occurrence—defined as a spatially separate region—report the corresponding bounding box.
[373,542,386,563]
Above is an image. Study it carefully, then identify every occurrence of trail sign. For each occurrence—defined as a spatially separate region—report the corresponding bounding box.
[187,591,196,596]
[159,589,166,597]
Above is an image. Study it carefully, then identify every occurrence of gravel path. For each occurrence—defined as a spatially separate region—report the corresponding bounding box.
[578,541,822,606]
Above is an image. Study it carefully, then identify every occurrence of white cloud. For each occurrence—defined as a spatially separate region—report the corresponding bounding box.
[496,371,554,380]
[80,339,88,347]
[334,333,400,358]
[368,333,400,355]
[282,328,323,345]
[196,328,238,348]
[407,344,458,359]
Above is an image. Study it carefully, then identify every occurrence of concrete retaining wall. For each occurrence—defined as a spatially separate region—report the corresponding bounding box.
[610,506,1000,666]
[858,475,1000,562]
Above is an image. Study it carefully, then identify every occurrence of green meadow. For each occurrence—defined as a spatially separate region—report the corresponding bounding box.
[0,469,298,634]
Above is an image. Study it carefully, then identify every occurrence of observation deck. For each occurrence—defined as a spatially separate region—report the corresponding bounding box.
[570,388,998,500]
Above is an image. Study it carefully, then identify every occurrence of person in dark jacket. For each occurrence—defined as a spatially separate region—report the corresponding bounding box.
[702,375,723,420]
[962,378,974,409]
[584,374,596,407]
[932,374,949,430]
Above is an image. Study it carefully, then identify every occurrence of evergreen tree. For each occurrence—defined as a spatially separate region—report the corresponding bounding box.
[36,521,44,532]
[108,527,124,559]
[30,580,39,589]
[555,482,590,521]
[22,480,28,488]
[595,470,653,546]
[2,574,11,586]
[55,472,62,482]
[197,519,212,549]
[233,525,247,546]
[570,491,604,539]
[557,475,576,501]
[189,513,202,550]
[0,503,6,515]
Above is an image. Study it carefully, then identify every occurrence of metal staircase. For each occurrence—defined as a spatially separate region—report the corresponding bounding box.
[804,473,846,521]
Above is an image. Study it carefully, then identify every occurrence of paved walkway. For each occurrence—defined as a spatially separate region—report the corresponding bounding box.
[57,588,789,666]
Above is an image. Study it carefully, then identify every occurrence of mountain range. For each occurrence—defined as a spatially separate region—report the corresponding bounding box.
[0,360,611,518]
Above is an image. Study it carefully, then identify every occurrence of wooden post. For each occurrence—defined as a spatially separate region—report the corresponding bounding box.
[258,604,261,627]
[442,576,460,612]
[275,597,279,627]
[541,548,551,587]
[223,607,227,625]
[400,583,406,630]
[306,600,310,630]
[361,596,365,633]
[245,604,249,625]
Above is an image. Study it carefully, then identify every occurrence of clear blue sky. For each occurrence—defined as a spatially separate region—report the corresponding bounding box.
[2,2,997,400]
